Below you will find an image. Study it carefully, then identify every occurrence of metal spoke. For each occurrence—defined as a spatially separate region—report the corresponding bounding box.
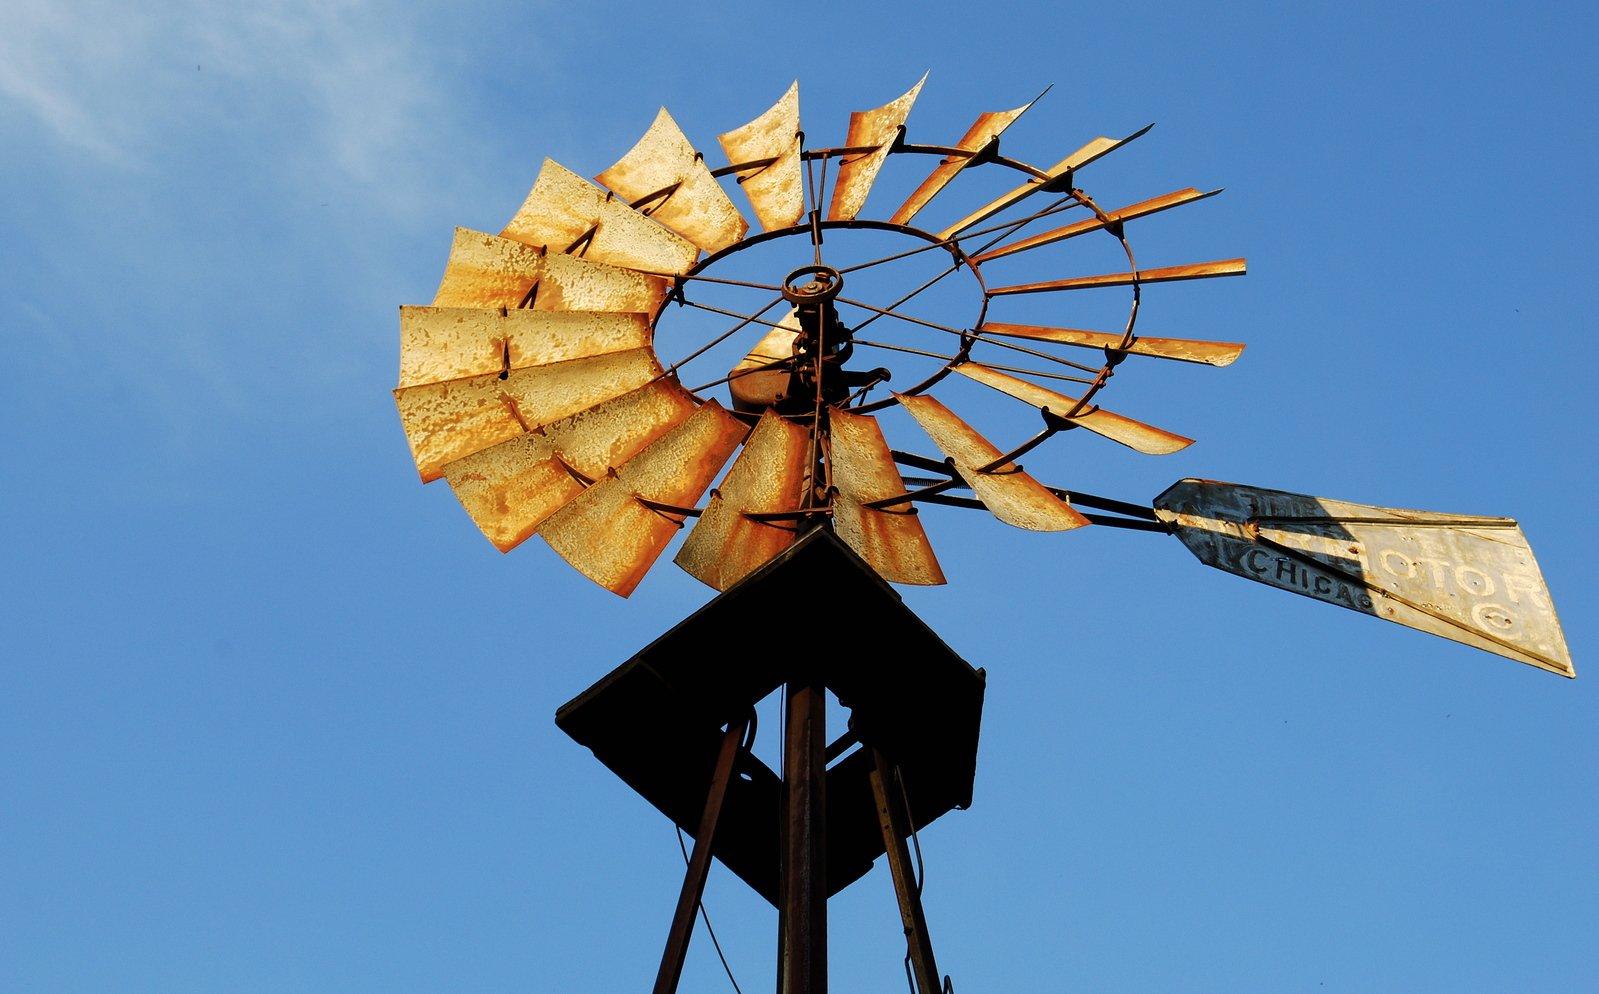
[848,263,962,336]
[973,331,1103,374]
[833,194,1085,344]
[849,339,962,364]
[635,271,787,292]
[961,359,1097,385]
[677,298,792,333]
[852,338,1097,385]
[848,315,1108,377]
[835,295,966,337]
[805,155,824,265]
[686,356,789,395]
[836,197,1085,276]
[659,295,788,379]
[962,193,1085,259]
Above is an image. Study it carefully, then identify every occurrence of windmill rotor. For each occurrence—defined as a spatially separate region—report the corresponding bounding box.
[395,76,1570,674]
[395,75,1575,994]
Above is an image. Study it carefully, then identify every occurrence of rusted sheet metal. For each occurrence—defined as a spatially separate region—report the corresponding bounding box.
[935,125,1152,242]
[530,250,671,313]
[827,74,927,222]
[988,258,1247,297]
[718,81,805,232]
[596,107,748,255]
[979,322,1245,366]
[675,411,810,590]
[890,97,1038,226]
[443,380,698,551]
[398,307,649,388]
[728,311,800,413]
[501,158,700,275]
[973,187,1221,263]
[896,392,1088,531]
[828,408,945,585]
[540,401,746,596]
[955,362,1193,455]
[1154,479,1575,677]
[431,228,669,313]
[395,348,662,481]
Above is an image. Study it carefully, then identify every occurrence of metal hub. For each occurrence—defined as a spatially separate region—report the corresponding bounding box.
[780,264,844,305]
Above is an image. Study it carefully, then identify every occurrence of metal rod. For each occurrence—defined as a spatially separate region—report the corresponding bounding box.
[847,262,962,336]
[835,198,1081,276]
[780,680,827,994]
[852,338,1098,385]
[834,295,965,336]
[910,492,1170,530]
[662,296,790,377]
[869,750,943,994]
[653,719,748,994]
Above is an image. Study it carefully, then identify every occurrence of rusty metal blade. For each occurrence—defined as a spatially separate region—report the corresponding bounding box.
[955,363,1193,455]
[1154,479,1575,677]
[890,95,1040,226]
[395,348,662,481]
[596,107,749,255]
[719,81,805,232]
[827,74,926,222]
[979,322,1245,366]
[398,307,649,388]
[989,258,1247,297]
[935,124,1152,242]
[431,228,670,313]
[896,392,1087,531]
[729,310,801,413]
[443,380,699,551]
[675,411,810,590]
[973,188,1221,263]
[828,408,945,585]
[501,158,700,274]
[540,402,746,596]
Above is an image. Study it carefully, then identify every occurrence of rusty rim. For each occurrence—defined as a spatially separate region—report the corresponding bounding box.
[651,142,1133,428]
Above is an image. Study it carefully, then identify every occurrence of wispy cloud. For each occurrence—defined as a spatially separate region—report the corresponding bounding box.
[0,0,159,161]
[0,0,465,193]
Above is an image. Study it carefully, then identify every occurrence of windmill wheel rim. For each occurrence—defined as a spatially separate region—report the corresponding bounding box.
[655,146,1133,420]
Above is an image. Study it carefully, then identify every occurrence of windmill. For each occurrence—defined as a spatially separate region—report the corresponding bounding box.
[394,78,1573,994]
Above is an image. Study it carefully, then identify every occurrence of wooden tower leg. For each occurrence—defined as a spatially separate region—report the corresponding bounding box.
[652,719,747,994]
[870,749,943,994]
[780,679,828,994]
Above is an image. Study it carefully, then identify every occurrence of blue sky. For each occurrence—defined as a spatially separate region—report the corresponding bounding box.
[4,2,1595,991]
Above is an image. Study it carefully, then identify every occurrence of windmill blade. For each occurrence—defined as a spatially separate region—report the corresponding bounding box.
[728,310,801,413]
[398,307,650,388]
[897,392,1088,531]
[1154,479,1575,677]
[890,93,1041,226]
[595,107,749,255]
[431,228,670,313]
[540,402,746,596]
[973,187,1221,263]
[395,348,663,482]
[979,322,1245,367]
[828,408,945,585]
[675,411,811,591]
[828,74,927,222]
[954,363,1193,455]
[501,159,700,275]
[719,81,805,232]
[935,125,1152,242]
[443,380,699,551]
[989,258,1247,297]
